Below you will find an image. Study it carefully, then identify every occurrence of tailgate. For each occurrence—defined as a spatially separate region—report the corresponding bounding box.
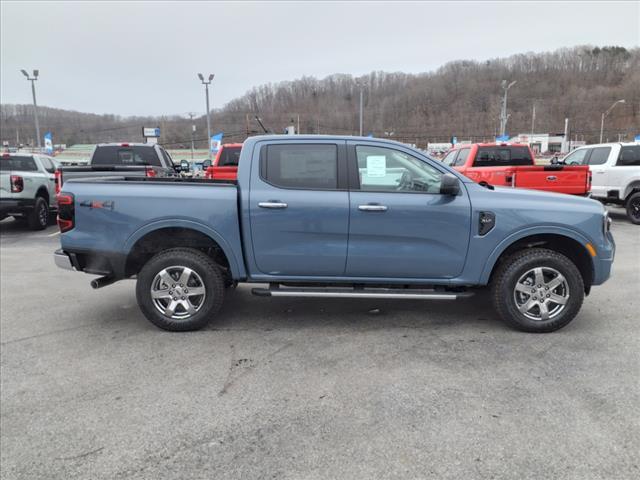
[210,166,238,181]
[511,166,590,194]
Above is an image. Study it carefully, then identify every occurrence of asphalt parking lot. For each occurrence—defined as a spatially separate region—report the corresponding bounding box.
[1,209,638,480]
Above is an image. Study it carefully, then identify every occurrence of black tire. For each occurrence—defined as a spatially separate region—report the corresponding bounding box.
[625,192,640,225]
[27,197,49,230]
[491,248,584,333]
[136,248,225,331]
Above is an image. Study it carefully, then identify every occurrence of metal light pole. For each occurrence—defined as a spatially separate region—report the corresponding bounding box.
[188,112,196,160]
[600,99,625,143]
[21,69,41,148]
[499,80,517,137]
[198,73,214,160]
[356,80,366,136]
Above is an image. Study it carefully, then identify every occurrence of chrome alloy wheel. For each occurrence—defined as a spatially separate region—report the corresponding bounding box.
[150,266,206,320]
[513,267,569,321]
[38,202,48,226]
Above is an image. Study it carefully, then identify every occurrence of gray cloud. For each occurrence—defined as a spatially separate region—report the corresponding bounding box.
[1,0,638,116]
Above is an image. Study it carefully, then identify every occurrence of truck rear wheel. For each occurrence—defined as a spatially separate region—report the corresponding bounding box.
[491,248,584,333]
[136,248,225,331]
[625,192,640,225]
[27,197,49,230]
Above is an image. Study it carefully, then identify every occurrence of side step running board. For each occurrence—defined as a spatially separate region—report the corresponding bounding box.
[252,287,473,300]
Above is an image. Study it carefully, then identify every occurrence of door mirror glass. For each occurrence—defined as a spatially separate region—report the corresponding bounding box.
[180,160,190,171]
[439,173,460,195]
[202,159,212,169]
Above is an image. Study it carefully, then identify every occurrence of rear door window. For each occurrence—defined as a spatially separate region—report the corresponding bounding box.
[587,147,611,165]
[91,146,162,166]
[0,156,38,171]
[262,144,338,190]
[616,146,640,166]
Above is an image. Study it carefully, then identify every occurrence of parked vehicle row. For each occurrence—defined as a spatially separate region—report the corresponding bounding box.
[0,152,58,229]
[55,143,180,193]
[442,143,591,195]
[54,135,615,334]
[560,143,640,224]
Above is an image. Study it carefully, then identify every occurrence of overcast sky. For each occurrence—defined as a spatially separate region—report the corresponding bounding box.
[1,1,638,117]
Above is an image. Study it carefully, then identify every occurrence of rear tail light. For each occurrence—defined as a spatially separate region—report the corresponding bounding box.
[54,169,62,194]
[57,192,75,233]
[145,166,156,177]
[10,175,24,193]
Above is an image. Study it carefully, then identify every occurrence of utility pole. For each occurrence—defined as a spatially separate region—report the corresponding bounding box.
[530,103,536,136]
[356,80,366,136]
[20,69,41,148]
[562,118,569,153]
[197,73,214,160]
[499,80,517,137]
[600,99,625,143]
[188,113,196,160]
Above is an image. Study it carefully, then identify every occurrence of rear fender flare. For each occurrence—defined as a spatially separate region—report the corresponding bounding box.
[123,218,244,279]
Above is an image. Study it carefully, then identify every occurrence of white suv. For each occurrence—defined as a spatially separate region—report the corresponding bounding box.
[562,143,640,224]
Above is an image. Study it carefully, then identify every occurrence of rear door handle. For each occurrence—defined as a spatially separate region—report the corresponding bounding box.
[258,201,288,209]
[358,204,388,212]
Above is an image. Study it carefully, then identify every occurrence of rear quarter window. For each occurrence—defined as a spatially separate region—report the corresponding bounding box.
[616,146,640,166]
[91,146,161,166]
[0,156,38,171]
[588,147,611,166]
[218,147,242,167]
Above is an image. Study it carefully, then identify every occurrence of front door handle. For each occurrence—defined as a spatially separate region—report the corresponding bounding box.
[258,201,288,209]
[358,204,388,212]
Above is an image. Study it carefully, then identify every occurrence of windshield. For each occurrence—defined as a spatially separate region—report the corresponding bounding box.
[0,156,38,171]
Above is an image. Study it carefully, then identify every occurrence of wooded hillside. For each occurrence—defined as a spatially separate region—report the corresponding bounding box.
[2,46,638,149]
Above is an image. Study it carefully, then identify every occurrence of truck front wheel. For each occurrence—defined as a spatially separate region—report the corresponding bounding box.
[136,248,225,331]
[625,192,640,225]
[491,248,584,333]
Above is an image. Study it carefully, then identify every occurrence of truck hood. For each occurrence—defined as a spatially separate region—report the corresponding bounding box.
[470,183,605,215]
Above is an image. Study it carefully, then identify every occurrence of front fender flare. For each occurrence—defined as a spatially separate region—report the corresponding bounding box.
[479,225,593,284]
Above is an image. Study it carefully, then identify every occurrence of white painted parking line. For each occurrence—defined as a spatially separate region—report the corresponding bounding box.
[47,231,60,237]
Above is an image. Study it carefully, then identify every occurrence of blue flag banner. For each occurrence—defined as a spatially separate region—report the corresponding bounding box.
[366,132,374,138]
[496,135,510,142]
[210,132,223,154]
[635,134,640,142]
[44,132,53,154]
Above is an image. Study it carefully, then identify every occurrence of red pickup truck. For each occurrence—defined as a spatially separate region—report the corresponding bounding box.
[204,143,242,180]
[442,143,591,195]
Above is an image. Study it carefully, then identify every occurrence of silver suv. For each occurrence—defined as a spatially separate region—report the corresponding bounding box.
[0,152,58,229]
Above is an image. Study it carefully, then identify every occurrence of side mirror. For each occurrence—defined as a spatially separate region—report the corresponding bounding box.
[173,164,182,173]
[180,160,190,171]
[550,156,559,165]
[202,159,212,169]
[440,173,460,195]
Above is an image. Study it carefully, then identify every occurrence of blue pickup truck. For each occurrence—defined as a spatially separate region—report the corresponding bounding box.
[54,135,615,333]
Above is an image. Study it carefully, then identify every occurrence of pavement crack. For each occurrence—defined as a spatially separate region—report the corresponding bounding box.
[55,446,104,461]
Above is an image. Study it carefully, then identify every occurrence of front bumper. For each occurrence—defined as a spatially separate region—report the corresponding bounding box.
[53,249,75,271]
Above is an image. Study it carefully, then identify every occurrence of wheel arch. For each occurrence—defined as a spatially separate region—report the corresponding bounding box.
[123,220,244,280]
[623,181,640,202]
[482,228,595,294]
[35,185,49,201]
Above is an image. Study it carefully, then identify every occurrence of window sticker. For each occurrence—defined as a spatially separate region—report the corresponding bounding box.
[366,155,386,177]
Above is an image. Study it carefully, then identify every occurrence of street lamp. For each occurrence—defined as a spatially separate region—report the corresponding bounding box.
[198,73,214,160]
[356,79,366,136]
[499,80,516,137]
[21,69,41,148]
[600,99,625,143]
